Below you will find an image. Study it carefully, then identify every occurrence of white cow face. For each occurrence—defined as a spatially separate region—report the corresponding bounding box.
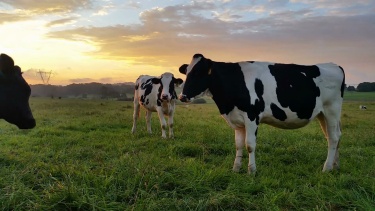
[179,54,211,102]
[152,72,183,101]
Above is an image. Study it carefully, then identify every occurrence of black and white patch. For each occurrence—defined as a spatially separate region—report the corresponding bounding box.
[132,72,183,138]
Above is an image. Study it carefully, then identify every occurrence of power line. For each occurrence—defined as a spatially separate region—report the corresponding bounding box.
[36,70,53,84]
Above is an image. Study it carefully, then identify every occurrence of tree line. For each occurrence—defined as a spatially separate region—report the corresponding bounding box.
[31,82,135,100]
[30,81,375,100]
[347,82,375,92]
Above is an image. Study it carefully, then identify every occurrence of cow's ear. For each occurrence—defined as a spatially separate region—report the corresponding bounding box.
[179,64,188,75]
[14,65,22,75]
[174,78,183,86]
[151,78,161,84]
[0,53,15,75]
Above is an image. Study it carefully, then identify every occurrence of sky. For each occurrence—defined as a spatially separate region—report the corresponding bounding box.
[0,0,374,86]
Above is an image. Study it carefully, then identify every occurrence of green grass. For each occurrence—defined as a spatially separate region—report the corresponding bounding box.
[344,91,375,101]
[0,97,374,210]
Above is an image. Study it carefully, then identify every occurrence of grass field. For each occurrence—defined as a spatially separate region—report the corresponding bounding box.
[0,95,374,210]
[344,91,375,101]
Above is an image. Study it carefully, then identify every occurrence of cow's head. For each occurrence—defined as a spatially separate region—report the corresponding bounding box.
[151,72,183,101]
[0,53,36,129]
[179,54,212,102]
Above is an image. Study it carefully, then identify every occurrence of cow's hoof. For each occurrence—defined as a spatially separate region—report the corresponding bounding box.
[322,163,334,172]
[232,164,241,173]
[247,170,257,176]
[248,165,256,175]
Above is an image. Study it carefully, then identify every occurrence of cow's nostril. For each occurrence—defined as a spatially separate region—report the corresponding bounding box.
[179,94,188,102]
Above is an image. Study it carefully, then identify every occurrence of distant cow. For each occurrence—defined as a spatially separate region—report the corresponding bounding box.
[132,72,183,138]
[179,54,345,174]
[0,53,36,129]
[359,105,367,110]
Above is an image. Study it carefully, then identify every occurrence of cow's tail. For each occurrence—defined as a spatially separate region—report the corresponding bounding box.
[339,66,345,98]
[338,66,344,140]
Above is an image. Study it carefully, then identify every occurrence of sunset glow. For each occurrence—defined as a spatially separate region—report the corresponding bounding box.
[1,0,374,85]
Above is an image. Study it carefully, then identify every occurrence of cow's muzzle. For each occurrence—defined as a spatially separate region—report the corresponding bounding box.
[17,118,36,129]
[161,94,169,101]
[179,94,190,103]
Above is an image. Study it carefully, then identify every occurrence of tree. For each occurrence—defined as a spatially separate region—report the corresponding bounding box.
[356,82,375,92]
[347,86,356,91]
[100,86,109,98]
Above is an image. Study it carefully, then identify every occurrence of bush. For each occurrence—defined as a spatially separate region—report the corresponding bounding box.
[357,82,375,92]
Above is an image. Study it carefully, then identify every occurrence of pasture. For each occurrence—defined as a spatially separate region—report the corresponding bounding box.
[0,96,374,210]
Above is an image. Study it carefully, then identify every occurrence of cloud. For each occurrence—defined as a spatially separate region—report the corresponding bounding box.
[291,0,375,15]
[211,10,242,21]
[22,68,56,84]
[68,77,120,84]
[46,17,77,27]
[99,77,115,83]
[0,12,31,24]
[46,3,375,60]
[69,78,95,83]
[93,2,115,16]
[3,0,374,84]
[0,0,93,14]
[126,1,141,9]
[22,68,39,80]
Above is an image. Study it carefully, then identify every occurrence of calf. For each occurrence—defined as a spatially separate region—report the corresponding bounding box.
[359,105,367,110]
[179,54,345,174]
[132,72,183,138]
[0,53,36,129]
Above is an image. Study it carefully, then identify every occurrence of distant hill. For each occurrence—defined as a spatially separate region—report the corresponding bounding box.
[31,82,135,100]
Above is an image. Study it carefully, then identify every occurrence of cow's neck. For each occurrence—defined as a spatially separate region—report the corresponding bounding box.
[207,63,232,115]
[207,62,252,117]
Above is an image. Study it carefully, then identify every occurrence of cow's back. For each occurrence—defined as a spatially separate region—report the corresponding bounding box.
[314,63,345,103]
[236,61,344,129]
[134,75,160,111]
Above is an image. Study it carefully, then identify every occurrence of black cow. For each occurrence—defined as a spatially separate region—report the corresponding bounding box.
[179,54,345,174]
[0,53,36,129]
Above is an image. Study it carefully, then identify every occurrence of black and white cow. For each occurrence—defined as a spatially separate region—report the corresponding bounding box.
[179,54,345,174]
[0,53,36,129]
[359,105,367,110]
[132,72,183,138]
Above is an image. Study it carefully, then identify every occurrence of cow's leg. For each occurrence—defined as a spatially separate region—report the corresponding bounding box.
[233,128,245,172]
[168,104,176,138]
[318,113,336,169]
[319,107,342,172]
[244,120,258,174]
[317,113,328,138]
[156,108,167,138]
[131,100,140,134]
[323,121,341,171]
[168,114,174,139]
[145,110,152,134]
